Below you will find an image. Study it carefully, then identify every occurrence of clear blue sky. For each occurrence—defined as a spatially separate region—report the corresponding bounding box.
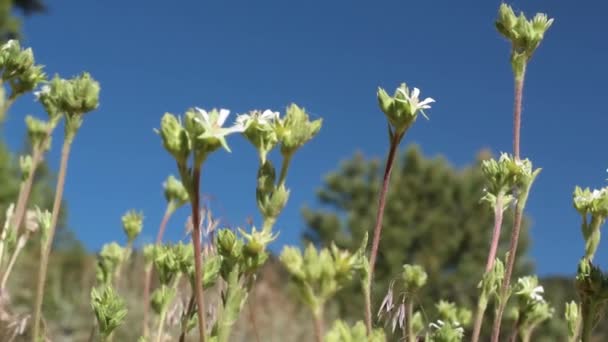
[3,0,607,276]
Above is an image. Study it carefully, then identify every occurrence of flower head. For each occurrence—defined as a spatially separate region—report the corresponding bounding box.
[191,108,245,153]
[377,83,434,135]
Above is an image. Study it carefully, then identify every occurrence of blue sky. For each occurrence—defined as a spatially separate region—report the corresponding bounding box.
[3,0,607,276]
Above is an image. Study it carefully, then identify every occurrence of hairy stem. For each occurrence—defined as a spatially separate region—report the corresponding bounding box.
[278,152,292,187]
[581,301,594,342]
[142,205,174,337]
[471,301,487,342]
[491,204,524,342]
[0,235,27,288]
[190,166,207,342]
[406,300,415,342]
[313,306,325,342]
[5,147,42,238]
[513,66,526,160]
[365,131,402,332]
[31,140,72,342]
[471,193,505,342]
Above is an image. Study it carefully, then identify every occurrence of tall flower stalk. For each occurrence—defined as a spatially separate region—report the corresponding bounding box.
[365,83,434,332]
[31,73,100,341]
[158,107,244,341]
[487,5,552,341]
[142,175,188,337]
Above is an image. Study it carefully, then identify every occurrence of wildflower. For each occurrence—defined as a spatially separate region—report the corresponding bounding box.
[377,83,434,135]
[192,108,245,152]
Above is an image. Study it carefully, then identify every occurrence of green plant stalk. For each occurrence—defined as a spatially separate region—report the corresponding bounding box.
[278,152,292,187]
[366,130,403,332]
[31,139,72,342]
[0,234,28,288]
[512,59,526,160]
[406,300,415,342]
[471,299,488,342]
[490,54,528,342]
[143,204,175,338]
[570,314,582,342]
[217,266,247,342]
[491,199,525,342]
[4,147,43,238]
[190,166,207,342]
[471,192,505,342]
[581,301,595,342]
[312,305,325,342]
[155,276,182,342]
[179,295,196,342]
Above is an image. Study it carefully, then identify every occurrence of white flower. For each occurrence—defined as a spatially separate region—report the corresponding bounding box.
[33,85,50,100]
[193,108,245,151]
[1,40,16,50]
[530,285,545,301]
[396,86,435,118]
[236,109,279,127]
[429,319,446,330]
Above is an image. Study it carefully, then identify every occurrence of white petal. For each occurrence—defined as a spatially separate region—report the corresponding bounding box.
[418,97,435,107]
[411,87,420,100]
[217,109,230,126]
[195,107,210,125]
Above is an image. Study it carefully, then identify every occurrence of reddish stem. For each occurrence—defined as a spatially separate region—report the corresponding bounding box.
[191,167,207,342]
[365,131,402,332]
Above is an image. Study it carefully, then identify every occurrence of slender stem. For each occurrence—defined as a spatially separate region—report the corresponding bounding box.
[0,235,27,288]
[143,205,174,337]
[179,295,196,342]
[471,302,487,342]
[31,140,72,342]
[312,306,325,342]
[406,300,415,342]
[512,66,526,160]
[190,166,207,342]
[471,193,505,342]
[4,148,42,238]
[581,301,594,342]
[278,152,292,187]
[491,204,524,342]
[365,132,402,332]
[363,285,372,335]
[485,193,505,272]
[155,308,169,342]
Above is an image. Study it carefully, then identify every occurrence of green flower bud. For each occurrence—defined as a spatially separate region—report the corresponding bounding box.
[256,160,291,219]
[90,286,128,338]
[152,244,181,285]
[377,83,434,136]
[143,244,156,267]
[402,264,427,292]
[150,284,176,314]
[201,254,222,288]
[157,113,191,164]
[59,72,100,115]
[239,226,277,256]
[216,229,243,260]
[10,64,46,96]
[277,103,322,157]
[237,109,280,162]
[96,242,125,285]
[25,115,51,150]
[429,320,465,342]
[330,243,357,281]
[35,75,67,121]
[495,3,517,40]
[121,210,143,242]
[564,301,579,339]
[163,175,189,207]
[35,207,52,243]
[478,258,505,307]
[436,301,472,327]
[280,246,305,280]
